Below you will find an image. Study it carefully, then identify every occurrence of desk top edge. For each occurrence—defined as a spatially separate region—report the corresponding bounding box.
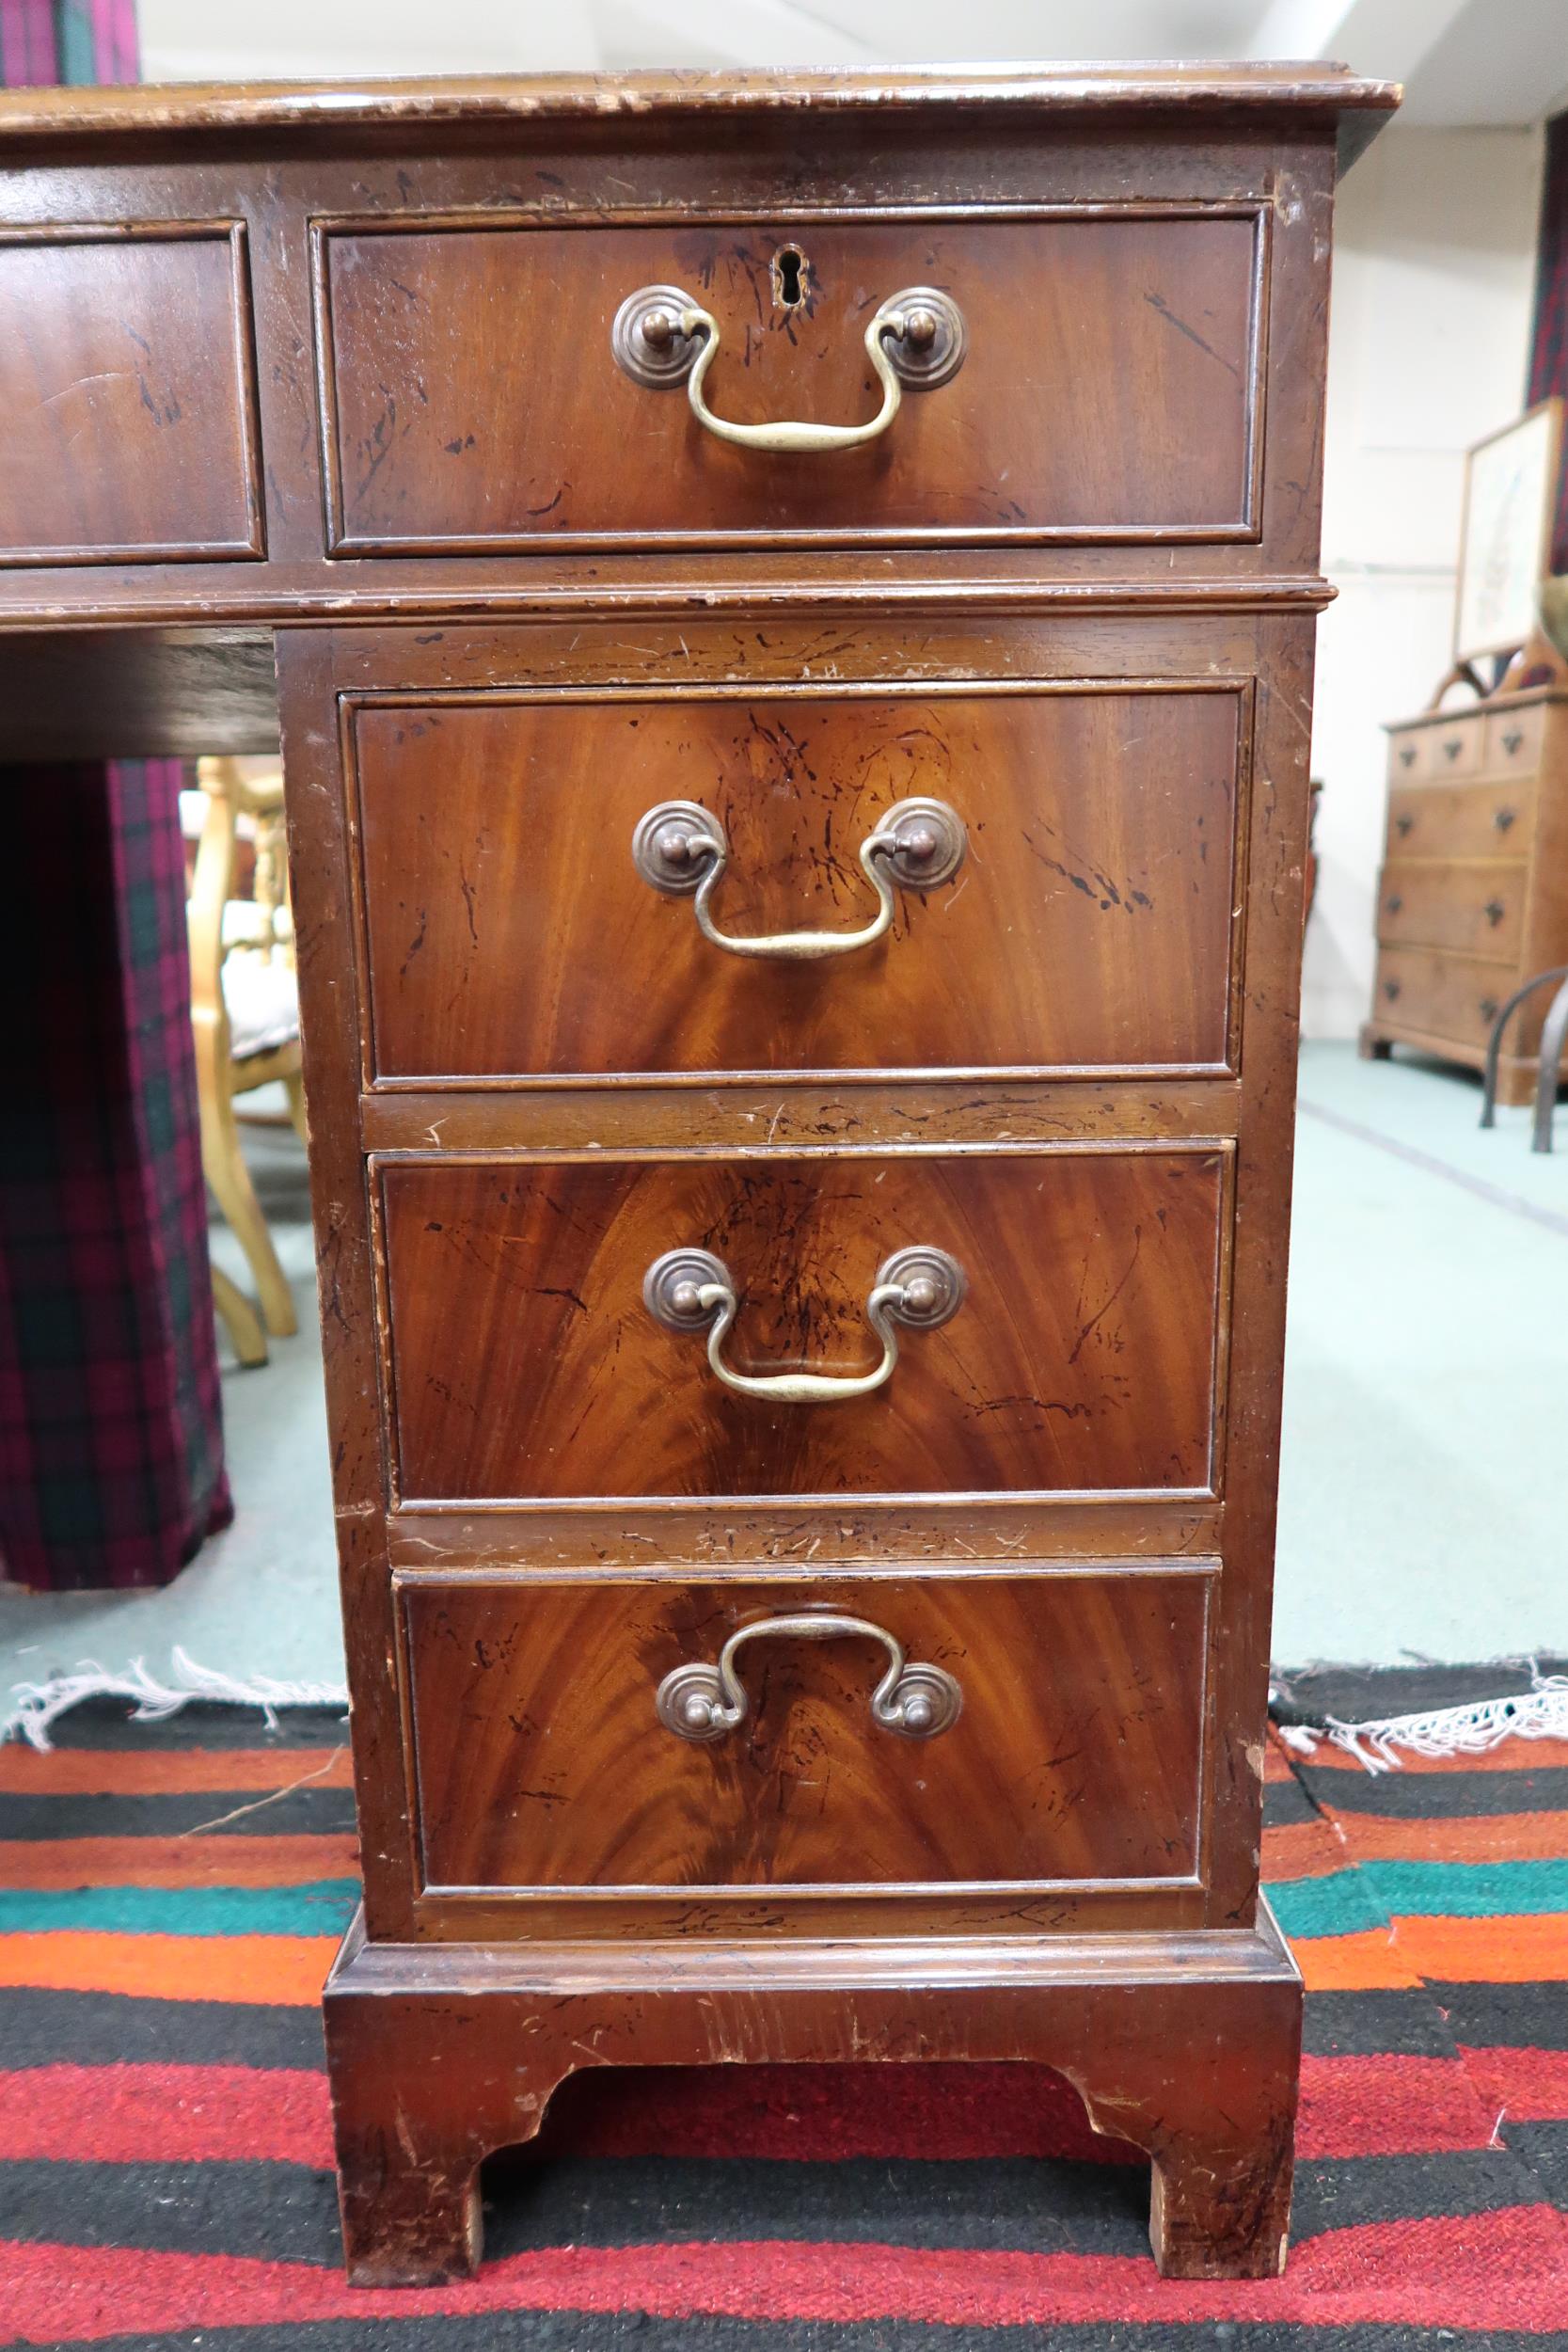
[0,63,1402,148]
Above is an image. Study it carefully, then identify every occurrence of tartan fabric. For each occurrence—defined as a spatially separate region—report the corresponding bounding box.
[0,1685,1565,2344]
[1529,109,1568,573]
[0,0,231,1590]
[0,766,232,1588]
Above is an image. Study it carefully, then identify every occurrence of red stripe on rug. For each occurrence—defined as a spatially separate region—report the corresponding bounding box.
[4,2210,1567,2340]
[0,2051,1509,2168]
[1458,2045,1568,2122]
[1295,2052,1509,2156]
[0,2065,334,2166]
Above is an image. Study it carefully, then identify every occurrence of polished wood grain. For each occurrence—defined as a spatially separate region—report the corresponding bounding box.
[352,684,1242,1081]
[320,213,1261,554]
[0,224,261,564]
[403,1568,1210,1895]
[378,1150,1227,1503]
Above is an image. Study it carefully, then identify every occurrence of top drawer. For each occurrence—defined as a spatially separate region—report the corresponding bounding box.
[314,210,1265,555]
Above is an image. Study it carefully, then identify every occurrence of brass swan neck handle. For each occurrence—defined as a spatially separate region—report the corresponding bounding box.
[611,281,966,453]
[642,1244,966,1404]
[631,796,966,961]
[656,1611,964,1742]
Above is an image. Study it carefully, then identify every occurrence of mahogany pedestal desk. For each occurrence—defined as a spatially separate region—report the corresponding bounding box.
[0,65,1398,2283]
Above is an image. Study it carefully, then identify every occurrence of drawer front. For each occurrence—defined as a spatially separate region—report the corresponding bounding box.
[380,1151,1226,1503]
[353,685,1243,1082]
[403,1569,1211,1894]
[1385,781,1535,862]
[316,212,1263,553]
[1482,702,1546,776]
[0,225,261,564]
[1376,861,1524,959]
[1373,946,1517,1049]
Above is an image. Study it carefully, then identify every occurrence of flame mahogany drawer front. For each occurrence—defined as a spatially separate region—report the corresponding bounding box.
[351,681,1243,1082]
[316,211,1265,556]
[402,1569,1212,1897]
[377,1148,1227,1504]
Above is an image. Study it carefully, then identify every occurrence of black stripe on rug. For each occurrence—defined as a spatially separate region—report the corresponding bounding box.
[37,2321,1568,2352]
[2,1988,327,2071]
[0,2146,1547,2265]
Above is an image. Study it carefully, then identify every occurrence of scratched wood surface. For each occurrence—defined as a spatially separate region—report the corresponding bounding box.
[378,1151,1227,1502]
[322,215,1260,552]
[352,684,1242,1079]
[0,227,261,564]
[403,1570,1210,1892]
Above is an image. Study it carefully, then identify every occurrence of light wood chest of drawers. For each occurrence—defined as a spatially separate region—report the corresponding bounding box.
[0,63,1397,2287]
[1364,690,1568,1104]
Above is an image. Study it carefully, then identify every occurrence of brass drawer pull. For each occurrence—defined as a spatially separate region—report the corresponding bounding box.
[1443,737,1465,762]
[1386,893,1403,914]
[1398,746,1417,768]
[611,282,965,453]
[1484,897,1507,927]
[632,795,966,961]
[644,1242,965,1404]
[1394,812,1415,836]
[657,1611,963,1743]
[1495,806,1517,832]
[1503,728,1526,755]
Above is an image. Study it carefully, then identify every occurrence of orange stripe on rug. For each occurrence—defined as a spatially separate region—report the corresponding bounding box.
[0,1931,334,2005]
[1291,1928,1420,1993]
[0,1745,352,1797]
[0,1835,359,1889]
[1391,1911,1568,1984]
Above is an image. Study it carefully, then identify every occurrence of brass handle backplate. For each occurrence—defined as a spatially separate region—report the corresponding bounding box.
[632,796,966,960]
[656,1611,963,1743]
[611,281,965,453]
[643,1243,965,1404]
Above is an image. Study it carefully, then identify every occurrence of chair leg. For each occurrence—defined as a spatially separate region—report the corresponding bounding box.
[201,1080,298,1339]
[1532,977,1568,1154]
[210,1263,268,1368]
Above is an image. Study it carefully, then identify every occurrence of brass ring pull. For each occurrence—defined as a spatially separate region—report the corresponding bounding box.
[657,1612,963,1743]
[631,796,965,961]
[611,281,965,453]
[643,1243,965,1405]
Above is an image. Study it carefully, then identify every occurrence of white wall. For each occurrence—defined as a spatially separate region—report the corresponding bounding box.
[1305,125,1544,1038]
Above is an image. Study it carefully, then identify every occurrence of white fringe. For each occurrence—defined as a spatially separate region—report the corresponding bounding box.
[1,1648,348,1751]
[1271,1664,1568,1774]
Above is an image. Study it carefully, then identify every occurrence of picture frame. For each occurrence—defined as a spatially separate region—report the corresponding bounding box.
[1453,397,1563,668]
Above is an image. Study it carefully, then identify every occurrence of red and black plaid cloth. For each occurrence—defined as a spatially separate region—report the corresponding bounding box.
[0,9,230,1595]
[0,1672,1564,2346]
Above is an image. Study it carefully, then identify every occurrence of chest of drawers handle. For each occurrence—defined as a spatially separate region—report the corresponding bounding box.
[643,1242,965,1403]
[1394,812,1415,836]
[611,282,966,453]
[1502,728,1525,755]
[633,794,966,959]
[1495,806,1517,832]
[1484,897,1507,927]
[656,1610,964,1743]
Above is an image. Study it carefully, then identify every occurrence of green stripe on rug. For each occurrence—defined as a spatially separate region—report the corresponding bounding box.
[1273,1858,1568,1939]
[0,1883,360,1936]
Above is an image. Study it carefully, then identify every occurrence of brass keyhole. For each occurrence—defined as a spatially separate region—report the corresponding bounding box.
[774,245,807,308]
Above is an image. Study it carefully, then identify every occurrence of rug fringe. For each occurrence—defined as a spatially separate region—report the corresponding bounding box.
[1271,1662,1568,1773]
[1,1648,348,1751]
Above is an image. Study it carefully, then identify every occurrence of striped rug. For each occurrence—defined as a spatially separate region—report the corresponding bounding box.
[2,1686,1565,2347]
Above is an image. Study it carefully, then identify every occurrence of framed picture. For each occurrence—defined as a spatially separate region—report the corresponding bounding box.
[1454,398,1563,667]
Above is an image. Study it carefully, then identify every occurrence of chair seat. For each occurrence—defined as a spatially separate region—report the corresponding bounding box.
[222,953,300,1061]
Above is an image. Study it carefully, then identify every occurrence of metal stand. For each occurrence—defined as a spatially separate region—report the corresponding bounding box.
[1480,964,1568,1152]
